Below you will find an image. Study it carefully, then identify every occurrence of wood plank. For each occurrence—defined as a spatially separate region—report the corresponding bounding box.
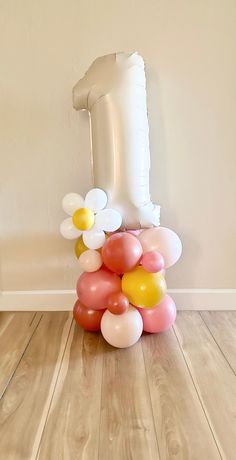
[174,311,236,460]
[142,329,220,460]
[0,312,42,397]
[99,340,159,460]
[201,311,236,373]
[37,324,104,460]
[0,312,72,460]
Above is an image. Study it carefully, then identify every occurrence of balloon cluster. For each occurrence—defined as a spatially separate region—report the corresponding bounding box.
[60,189,182,348]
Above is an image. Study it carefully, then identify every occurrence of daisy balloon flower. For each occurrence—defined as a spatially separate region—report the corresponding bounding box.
[60,188,122,249]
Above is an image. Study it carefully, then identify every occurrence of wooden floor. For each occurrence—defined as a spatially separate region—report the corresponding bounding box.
[0,312,235,460]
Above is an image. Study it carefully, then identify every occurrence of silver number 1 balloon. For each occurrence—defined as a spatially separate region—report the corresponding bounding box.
[73,52,160,230]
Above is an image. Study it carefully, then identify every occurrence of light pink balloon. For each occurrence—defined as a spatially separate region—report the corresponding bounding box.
[138,227,182,268]
[78,249,102,272]
[101,306,143,348]
[137,295,176,333]
[77,267,121,310]
[126,229,143,237]
[141,251,164,273]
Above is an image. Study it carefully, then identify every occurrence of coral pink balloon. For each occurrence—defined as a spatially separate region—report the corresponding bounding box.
[101,306,143,348]
[141,251,164,273]
[137,295,176,333]
[138,227,182,268]
[107,292,129,315]
[102,232,143,274]
[78,249,102,272]
[77,267,121,310]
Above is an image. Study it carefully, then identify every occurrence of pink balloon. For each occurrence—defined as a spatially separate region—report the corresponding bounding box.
[77,267,121,310]
[141,251,164,273]
[137,295,176,333]
[138,227,182,268]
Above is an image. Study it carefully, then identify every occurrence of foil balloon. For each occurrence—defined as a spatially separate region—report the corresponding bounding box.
[73,52,160,229]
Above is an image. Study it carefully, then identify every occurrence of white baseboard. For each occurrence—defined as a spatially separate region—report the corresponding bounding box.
[0,289,236,311]
[0,290,77,311]
[168,289,236,310]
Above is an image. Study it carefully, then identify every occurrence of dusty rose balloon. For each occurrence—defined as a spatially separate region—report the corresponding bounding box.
[78,249,102,272]
[73,300,105,332]
[101,306,143,348]
[77,267,121,310]
[138,227,182,268]
[141,251,164,273]
[137,295,176,333]
[107,292,129,315]
[102,232,143,274]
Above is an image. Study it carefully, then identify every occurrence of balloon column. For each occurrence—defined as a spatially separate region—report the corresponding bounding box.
[60,52,182,348]
[60,187,182,348]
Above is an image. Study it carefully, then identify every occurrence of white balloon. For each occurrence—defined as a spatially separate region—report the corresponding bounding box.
[78,249,102,272]
[85,188,107,212]
[139,203,161,227]
[95,209,122,232]
[101,306,143,348]
[62,193,84,216]
[73,52,160,229]
[83,228,106,249]
[60,218,82,240]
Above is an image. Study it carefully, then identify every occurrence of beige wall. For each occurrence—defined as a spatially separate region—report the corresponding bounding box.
[1,0,236,292]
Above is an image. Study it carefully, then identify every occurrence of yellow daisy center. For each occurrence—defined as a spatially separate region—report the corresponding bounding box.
[72,208,95,231]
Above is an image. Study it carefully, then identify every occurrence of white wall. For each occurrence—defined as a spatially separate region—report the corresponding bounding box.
[1,1,236,303]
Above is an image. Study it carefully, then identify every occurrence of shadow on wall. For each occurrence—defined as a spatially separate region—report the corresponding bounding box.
[145,65,200,288]
[145,64,170,214]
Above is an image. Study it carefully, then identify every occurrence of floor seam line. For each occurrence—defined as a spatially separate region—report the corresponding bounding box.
[34,316,74,459]
[173,319,224,460]
[97,336,105,460]
[199,312,236,376]
[29,312,38,327]
[141,337,161,460]
[0,313,43,400]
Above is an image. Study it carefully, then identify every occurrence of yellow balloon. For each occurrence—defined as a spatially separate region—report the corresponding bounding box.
[122,266,166,308]
[72,208,95,231]
[74,236,88,258]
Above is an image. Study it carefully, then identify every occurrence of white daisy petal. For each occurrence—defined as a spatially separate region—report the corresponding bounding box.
[60,218,82,240]
[95,209,122,232]
[83,228,106,249]
[84,188,108,212]
[62,193,84,216]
